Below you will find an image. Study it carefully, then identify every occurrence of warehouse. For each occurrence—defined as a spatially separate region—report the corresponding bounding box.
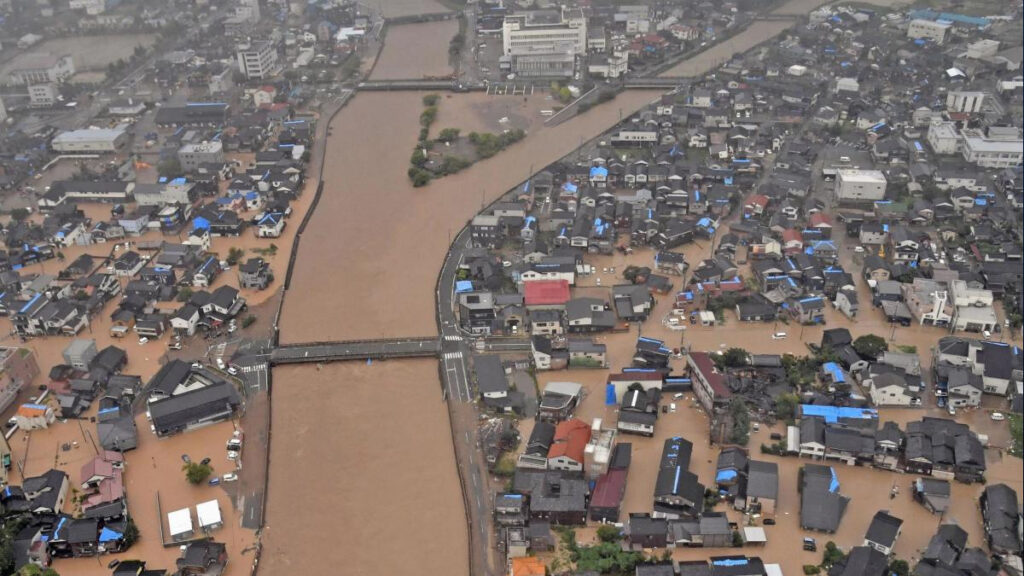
[51,127,128,153]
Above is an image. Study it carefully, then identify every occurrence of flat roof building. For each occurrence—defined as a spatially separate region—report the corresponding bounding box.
[835,169,887,203]
[51,127,129,153]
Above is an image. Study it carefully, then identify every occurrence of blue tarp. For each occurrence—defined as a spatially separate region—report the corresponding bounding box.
[716,469,738,483]
[606,383,617,405]
[455,281,474,293]
[713,559,749,567]
[193,217,210,231]
[801,404,877,423]
[829,467,840,492]
[99,527,122,542]
[823,362,846,383]
[590,166,608,179]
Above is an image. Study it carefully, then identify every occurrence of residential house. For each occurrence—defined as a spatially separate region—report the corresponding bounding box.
[238,258,272,290]
[863,511,903,556]
[980,484,1021,555]
[800,464,849,533]
[547,419,591,472]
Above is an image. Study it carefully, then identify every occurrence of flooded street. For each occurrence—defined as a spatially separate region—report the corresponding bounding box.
[261,360,468,576]
[371,20,459,80]
[278,89,658,344]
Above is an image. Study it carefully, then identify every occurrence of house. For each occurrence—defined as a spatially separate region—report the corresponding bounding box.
[566,297,617,332]
[590,446,630,522]
[653,437,704,519]
[980,484,1021,555]
[790,296,826,324]
[904,417,986,482]
[918,524,967,571]
[741,461,778,521]
[171,305,201,337]
[617,384,659,437]
[531,335,567,371]
[530,309,563,336]
[612,284,653,320]
[15,403,55,430]
[23,469,69,514]
[547,419,591,472]
[176,539,228,576]
[627,513,668,550]
[523,280,571,311]
[667,514,733,548]
[511,470,588,525]
[255,212,285,238]
[832,546,889,576]
[912,478,951,514]
[494,493,528,527]
[62,338,97,370]
[97,398,138,452]
[518,421,555,470]
[863,511,903,556]
[867,372,921,407]
[688,352,730,414]
[944,367,982,408]
[800,464,849,533]
[510,556,546,576]
[238,258,272,290]
[538,381,583,422]
[568,339,606,368]
[147,380,241,437]
[474,354,510,405]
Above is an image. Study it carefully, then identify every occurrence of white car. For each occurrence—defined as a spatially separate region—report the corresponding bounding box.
[227,450,240,461]
[991,412,1005,421]
[216,358,226,370]
[771,332,787,340]
[227,366,239,376]
[947,404,956,416]
[222,472,238,482]
[138,337,149,345]
[853,246,865,253]
[669,403,677,413]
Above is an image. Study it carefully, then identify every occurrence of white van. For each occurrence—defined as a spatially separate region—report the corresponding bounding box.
[771,332,787,340]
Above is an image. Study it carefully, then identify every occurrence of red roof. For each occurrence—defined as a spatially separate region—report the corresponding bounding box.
[590,469,628,509]
[746,195,769,209]
[547,418,591,463]
[809,212,833,227]
[689,352,731,399]
[782,229,803,243]
[523,280,571,306]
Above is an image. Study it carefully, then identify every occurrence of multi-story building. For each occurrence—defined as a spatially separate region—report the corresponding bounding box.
[178,141,225,172]
[28,83,59,108]
[946,90,986,114]
[906,19,951,44]
[236,41,279,79]
[927,121,960,154]
[835,169,887,203]
[960,127,1023,168]
[502,8,586,78]
[10,53,75,85]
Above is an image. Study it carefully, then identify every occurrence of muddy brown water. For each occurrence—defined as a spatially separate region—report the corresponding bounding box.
[371,20,459,80]
[359,0,448,18]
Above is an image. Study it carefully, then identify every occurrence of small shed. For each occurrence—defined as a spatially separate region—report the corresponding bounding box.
[168,508,194,541]
[196,499,223,531]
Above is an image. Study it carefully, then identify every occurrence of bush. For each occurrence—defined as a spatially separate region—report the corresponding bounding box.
[226,247,245,266]
[177,287,193,303]
[853,334,888,359]
[183,462,213,485]
[596,524,621,543]
[438,128,461,143]
[802,565,820,575]
[410,169,432,187]
[822,541,845,568]
[420,106,438,128]
[422,94,439,106]
[438,156,471,176]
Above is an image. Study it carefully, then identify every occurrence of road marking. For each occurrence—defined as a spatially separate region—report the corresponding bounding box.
[444,351,463,360]
[444,334,462,342]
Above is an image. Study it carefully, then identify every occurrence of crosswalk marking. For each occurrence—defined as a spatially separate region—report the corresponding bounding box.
[443,335,462,342]
[444,352,463,361]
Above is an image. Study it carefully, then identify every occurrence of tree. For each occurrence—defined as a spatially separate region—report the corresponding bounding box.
[420,106,437,128]
[437,128,461,143]
[422,94,439,107]
[157,158,183,178]
[183,462,213,484]
[822,541,845,568]
[889,559,909,576]
[596,524,621,543]
[720,347,749,368]
[19,565,61,576]
[853,334,888,359]
[122,516,140,548]
[728,397,750,445]
[177,287,194,302]
[10,208,29,222]
[775,393,800,422]
[226,247,245,266]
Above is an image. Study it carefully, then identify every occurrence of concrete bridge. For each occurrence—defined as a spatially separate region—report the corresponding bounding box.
[357,80,484,92]
[623,78,687,89]
[270,337,441,364]
[385,12,457,25]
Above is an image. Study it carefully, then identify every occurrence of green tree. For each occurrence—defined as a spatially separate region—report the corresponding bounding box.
[122,516,140,547]
[226,247,245,265]
[822,541,845,568]
[10,208,29,222]
[853,334,888,359]
[889,559,909,576]
[437,128,461,143]
[420,106,437,128]
[176,287,194,302]
[596,524,621,543]
[728,397,750,445]
[183,462,213,485]
[720,347,749,368]
[19,565,61,576]
[775,393,800,422]
[422,94,439,106]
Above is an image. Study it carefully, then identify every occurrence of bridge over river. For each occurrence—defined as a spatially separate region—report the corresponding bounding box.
[269,337,441,364]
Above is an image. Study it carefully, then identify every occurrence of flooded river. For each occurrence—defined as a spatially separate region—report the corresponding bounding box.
[359,0,448,18]
[660,20,797,78]
[372,20,459,80]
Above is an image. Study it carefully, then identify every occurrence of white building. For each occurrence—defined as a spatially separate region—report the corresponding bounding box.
[906,19,951,44]
[9,53,75,85]
[835,77,860,94]
[51,127,129,153]
[927,121,960,155]
[196,499,223,532]
[946,90,986,114]
[835,169,887,202]
[178,141,224,172]
[588,52,628,79]
[236,41,279,79]
[502,8,586,77]
[960,127,1023,168]
[69,0,110,15]
[966,39,1000,60]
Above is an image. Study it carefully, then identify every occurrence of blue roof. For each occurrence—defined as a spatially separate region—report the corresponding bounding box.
[99,527,122,543]
[563,182,578,193]
[823,362,846,383]
[716,469,738,482]
[801,404,877,423]
[590,166,608,178]
[455,281,474,293]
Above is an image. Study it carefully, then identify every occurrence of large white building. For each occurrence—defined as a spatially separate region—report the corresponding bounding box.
[9,53,75,85]
[178,141,225,172]
[51,127,128,153]
[927,121,960,154]
[946,90,986,114]
[906,19,951,44]
[236,41,279,79]
[835,169,887,203]
[502,8,586,77]
[960,127,1023,168]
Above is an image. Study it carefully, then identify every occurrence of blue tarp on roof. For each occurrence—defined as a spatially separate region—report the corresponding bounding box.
[829,467,840,492]
[713,559,749,567]
[716,469,738,483]
[823,362,846,383]
[563,182,578,193]
[606,383,617,405]
[590,166,608,178]
[99,527,122,542]
[455,281,474,293]
[801,404,877,423]
[193,217,210,231]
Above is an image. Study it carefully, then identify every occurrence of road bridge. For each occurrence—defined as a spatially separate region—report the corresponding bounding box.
[357,80,484,92]
[622,78,686,89]
[270,337,441,364]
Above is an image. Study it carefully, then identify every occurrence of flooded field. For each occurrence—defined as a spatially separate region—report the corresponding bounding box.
[372,20,459,80]
[0,34,157,84]
[660,20,796,78]
[279,89,659,344]
[260,360,467,576]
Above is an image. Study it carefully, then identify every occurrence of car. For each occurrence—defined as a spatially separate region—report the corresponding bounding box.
[991,412,1005,421]
[227,450,239,461]
[803,538,817,552]
[771,332,787,340]
[138,337,149,345]
[216,358,226,370]
[181,454,191,464]
[669,403,677,413]
[853,246,865,253]
[192,362,203,369]
[227,366,239,376]
[947,404,956,416]
[200,457,211,466]
[108,559,121,569]
[661,405,668,414]
[222,473,238,482]
[770,432,783,441]
[673,393,684,400]
[6,417,17,428]
[752,423,760,432]
[208,477,220,486]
